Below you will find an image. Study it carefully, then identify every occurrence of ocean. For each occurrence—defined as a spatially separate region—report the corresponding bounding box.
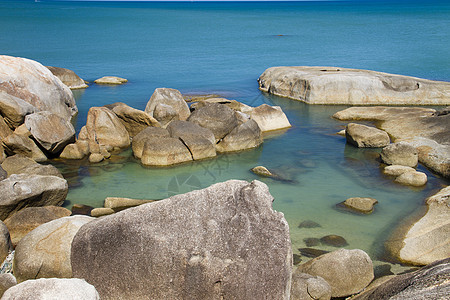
[1,0,449,266]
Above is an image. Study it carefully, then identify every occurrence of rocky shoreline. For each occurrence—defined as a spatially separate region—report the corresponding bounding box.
[0,56,448,299]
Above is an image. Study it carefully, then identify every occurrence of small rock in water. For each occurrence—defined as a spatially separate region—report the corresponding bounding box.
[342,197,378,214]
[94,76,128,85]
[320,235,349,247]
[298,220,322,228]
[303,238,321,247]
[293,254,302,265]
[71,204,94,216]
[298,248,329,258]
[250,166,273,177]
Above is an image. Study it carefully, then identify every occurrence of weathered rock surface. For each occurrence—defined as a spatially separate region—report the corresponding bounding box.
[85,107,130,152]
[258,66,450,105]
[296,248,374,298]
[1,155,62,178]
[140,137,192,166]
[90,207,115,217]
[1,278,100,300]
[0,174,68,220]
[251,166,273,177]
[352,258,450,300]
[131,127,170,159]
[0,117,12,140]
[343,197,378,214]
[0,273,17,298]
[190,98,253,114]
[0,91,36,129]
[46,66,88,89]
[386,186,450,265]
[216,119,262,152]
[346,123,390,148]
[394,171,427,186]
[290,270,332,300]
[0,221,12,263]
[383,165,416,176]
[4,206,71,246]
[381,142,418,167]
[0,55,78,121]
[187,103,239,142]
[13,215,93,282]
[0,166,6,181]
[1,134,47,162]
[145,88,190,126]
[71,180,292,300]
[104,197,154,210]
[94,76,127,85]
[106,102,160,137]
[249,104,291,132]
[59,140,90,160]
[24,111,75,154]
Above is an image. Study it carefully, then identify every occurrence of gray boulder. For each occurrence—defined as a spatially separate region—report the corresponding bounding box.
[381,142,418,167]
[145,88,190,126]
[0,273,17,298]
[249,104,291,132]
[0,174,68,220]
[13,215,93,282]
[187,103,239,142]
[140,137,192,166]
[296,248,374,298]
[216,119,262,153]
[394,171,427,186]
[24,111,75,154]
[0,221,12,263]
[1,278,100,300]
[1,155,63,178]
[346,123,390,148]
[71,180,292,300]
[2,134,47,162]
[352,258,450,300]
[0,92,36,129]
[0,166,6,181]
[383,165,416,176]
[0,55,77,122]
[131,127,170,159]
[46,66,88,89]
[290,270,331,300]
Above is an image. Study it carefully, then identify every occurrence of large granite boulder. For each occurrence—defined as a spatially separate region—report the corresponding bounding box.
[106,102,160,137]
[1,133,47,162]
[4,206,71,246]
[290,270,331,300]
[381,142,418,167]
[85,107,130,152]
[140,137,192,166]
[24,111,75,154]
[296,249,374,298]
[0,220,12,263]
[386,186,450,265]
[0,155,62,178]
[131,127,170,159]
[249,104,291,132]
[0,55,78,121]
[258,66,450,105]
[145,88,190,126]
[13,215,93,282]
[71,180,292,300]
[0,92,36,129]
[187,103,239,142]
[352,258,450,300]
[0,174,68,220]
[46,66,88,89]
[345,123,390,148]
[216,119,263,153]
[1,278,100,300]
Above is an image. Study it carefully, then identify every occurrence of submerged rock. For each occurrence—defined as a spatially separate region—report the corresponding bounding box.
[46,66,88,89]
[71,180,292,300]
[298,220,322,228]
[304,238,321,247]
[345,123,390,148]
[320,235,349,247]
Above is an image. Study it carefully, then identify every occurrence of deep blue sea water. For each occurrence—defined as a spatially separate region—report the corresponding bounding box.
[1,0,449,266]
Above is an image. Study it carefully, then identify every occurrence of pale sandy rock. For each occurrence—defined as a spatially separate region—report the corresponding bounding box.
[71,180,292,300]
[145,88,190,125]
[394,171,427,186]
[387,186,450,265]
[24,111,75,154]
[249,104,291,132]
[235,110,251,124]
[4,206,71,246]
[0,273,17,298]
[104,197,155,210]
[94,76,127,85]
[0,155,62,178]
[337,129,346,136]
[0,174,68,221]
[153,103,178,127]
[297,249,374,298]
[0,55,77,121]
[13,215,93,282]
[90,208,115,217]
[106,102,160,137]
[381,142,418,167]
[1,278,100,300]
[141,137,192,166]
[12,124,30,137]
[251,166,273,177]
[88,153,104,163]
[332,106,435,121]
[0,221,12,263]
[258,66,450,105]
[383,165,416,176]
[59,142,87,160]
[2,134,47,162]
[46,66,88,89]
[290,270,331,300]
[131,127,170,159]
[345,123,390,148]
[343,197,378,214]
[179,135,216,160]
[0,91,36,129]
[216,119,262,153]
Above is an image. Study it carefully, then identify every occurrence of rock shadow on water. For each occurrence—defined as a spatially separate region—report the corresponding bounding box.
[298,248,329,258]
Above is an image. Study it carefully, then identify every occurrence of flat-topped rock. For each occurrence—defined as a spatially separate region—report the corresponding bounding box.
[343,197,378,214]
[383,165,416,176]
[258,66,450,105]
[345,123,390,148]
[381,142,418,167]
[1,155,63,178]
[94,76,127,85]
[249,104,291,132]
[46,66,88,89]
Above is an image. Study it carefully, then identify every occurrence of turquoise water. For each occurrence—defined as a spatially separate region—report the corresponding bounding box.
[1,0,449,264]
